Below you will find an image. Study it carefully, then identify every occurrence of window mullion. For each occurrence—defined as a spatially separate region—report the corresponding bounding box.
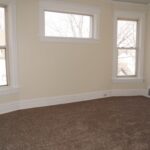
[0,46,6,49]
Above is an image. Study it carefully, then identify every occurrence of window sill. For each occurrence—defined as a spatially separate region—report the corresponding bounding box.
[0,86,19,96]
[40,36,100,43]
[112,78,144,83]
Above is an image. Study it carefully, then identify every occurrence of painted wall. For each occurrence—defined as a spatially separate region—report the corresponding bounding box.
[145,4,150,89]
[0,0,148,104]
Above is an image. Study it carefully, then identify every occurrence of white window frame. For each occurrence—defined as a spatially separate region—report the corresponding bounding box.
[0,0,18,95]
[39,0,100,42]
[112,10,145,83]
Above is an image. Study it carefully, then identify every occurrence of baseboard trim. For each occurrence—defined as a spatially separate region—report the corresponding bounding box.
[0,89,148,114]
[111,89,146,97]
[144,86,150,98]
[0,101,19,115]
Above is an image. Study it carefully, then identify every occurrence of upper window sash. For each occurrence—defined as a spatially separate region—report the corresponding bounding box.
[117,19,138,49]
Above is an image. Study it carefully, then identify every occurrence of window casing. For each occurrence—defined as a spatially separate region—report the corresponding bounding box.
[113,11,145,82]
[0,0,18,95]
[39,0,100,42]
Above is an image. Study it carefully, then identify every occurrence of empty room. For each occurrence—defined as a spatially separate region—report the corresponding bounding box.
[0,0,150,149]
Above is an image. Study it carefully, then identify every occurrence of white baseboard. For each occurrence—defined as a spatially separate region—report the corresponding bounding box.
[111,89,146,97]
[19,90,111,110]
[144,86,150,98]
[0,101,19,115]
[0,89,148,115]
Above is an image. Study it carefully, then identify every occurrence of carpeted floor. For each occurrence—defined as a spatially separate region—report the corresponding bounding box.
[0,96,150,150]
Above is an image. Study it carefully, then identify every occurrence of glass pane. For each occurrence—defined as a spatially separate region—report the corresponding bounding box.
[45,11,92,38]
[117,20,137,48]
[0,49,7,86]
[117,49,136,77]
[0,7,6,46]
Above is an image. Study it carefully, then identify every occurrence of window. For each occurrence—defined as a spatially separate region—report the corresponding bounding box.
[0,0,18,95]
[39,0,100,42]
[117,19,138,77]
[0,6,7,86]
[113,11,145,82]
[44,11,93,39]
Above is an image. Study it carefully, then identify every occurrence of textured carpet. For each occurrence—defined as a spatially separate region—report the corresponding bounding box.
[0,96,150,150]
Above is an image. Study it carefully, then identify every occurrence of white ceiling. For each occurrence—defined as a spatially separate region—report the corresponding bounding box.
[113,0,150,4]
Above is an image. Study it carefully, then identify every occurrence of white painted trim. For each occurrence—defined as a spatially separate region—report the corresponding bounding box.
[144,86,150,98]
[112,10,145,83]
[39,37,100,43]
[39,0,100,42]
[111,0,148,6]
[112,78,144,83]
[0,0,19,95]
[0,89,147,115]
[111,89,146,96]
[0,87,19,96]
[0,101,19,114]
[19,90,111,110]
[0,0,16,5]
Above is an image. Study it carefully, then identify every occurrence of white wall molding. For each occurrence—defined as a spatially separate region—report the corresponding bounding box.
[144,86,150,98]
[19,90,111,111]
[0,101,19,114]
[111,89,146,97]
[111,0,148,7]
[0,89,148,115]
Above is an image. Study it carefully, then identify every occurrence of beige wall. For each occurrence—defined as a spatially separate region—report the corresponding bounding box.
[145,5,150,88]
[0,0,148,104]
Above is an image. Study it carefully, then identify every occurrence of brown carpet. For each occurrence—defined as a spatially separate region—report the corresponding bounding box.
[0,96,150,150]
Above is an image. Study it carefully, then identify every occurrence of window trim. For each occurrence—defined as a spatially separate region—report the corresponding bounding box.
[112,10,145,83]
[39,0,100,42]
[0,0,19,95]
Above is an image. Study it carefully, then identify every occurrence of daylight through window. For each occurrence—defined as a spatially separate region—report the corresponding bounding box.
[44,11,93,39]
[0,6,7,86]
[117,19,138,77]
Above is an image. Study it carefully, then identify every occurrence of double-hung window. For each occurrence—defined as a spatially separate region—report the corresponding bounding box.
[0,0,18,95]
[113,11,145,82]
[117,19,138,77]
